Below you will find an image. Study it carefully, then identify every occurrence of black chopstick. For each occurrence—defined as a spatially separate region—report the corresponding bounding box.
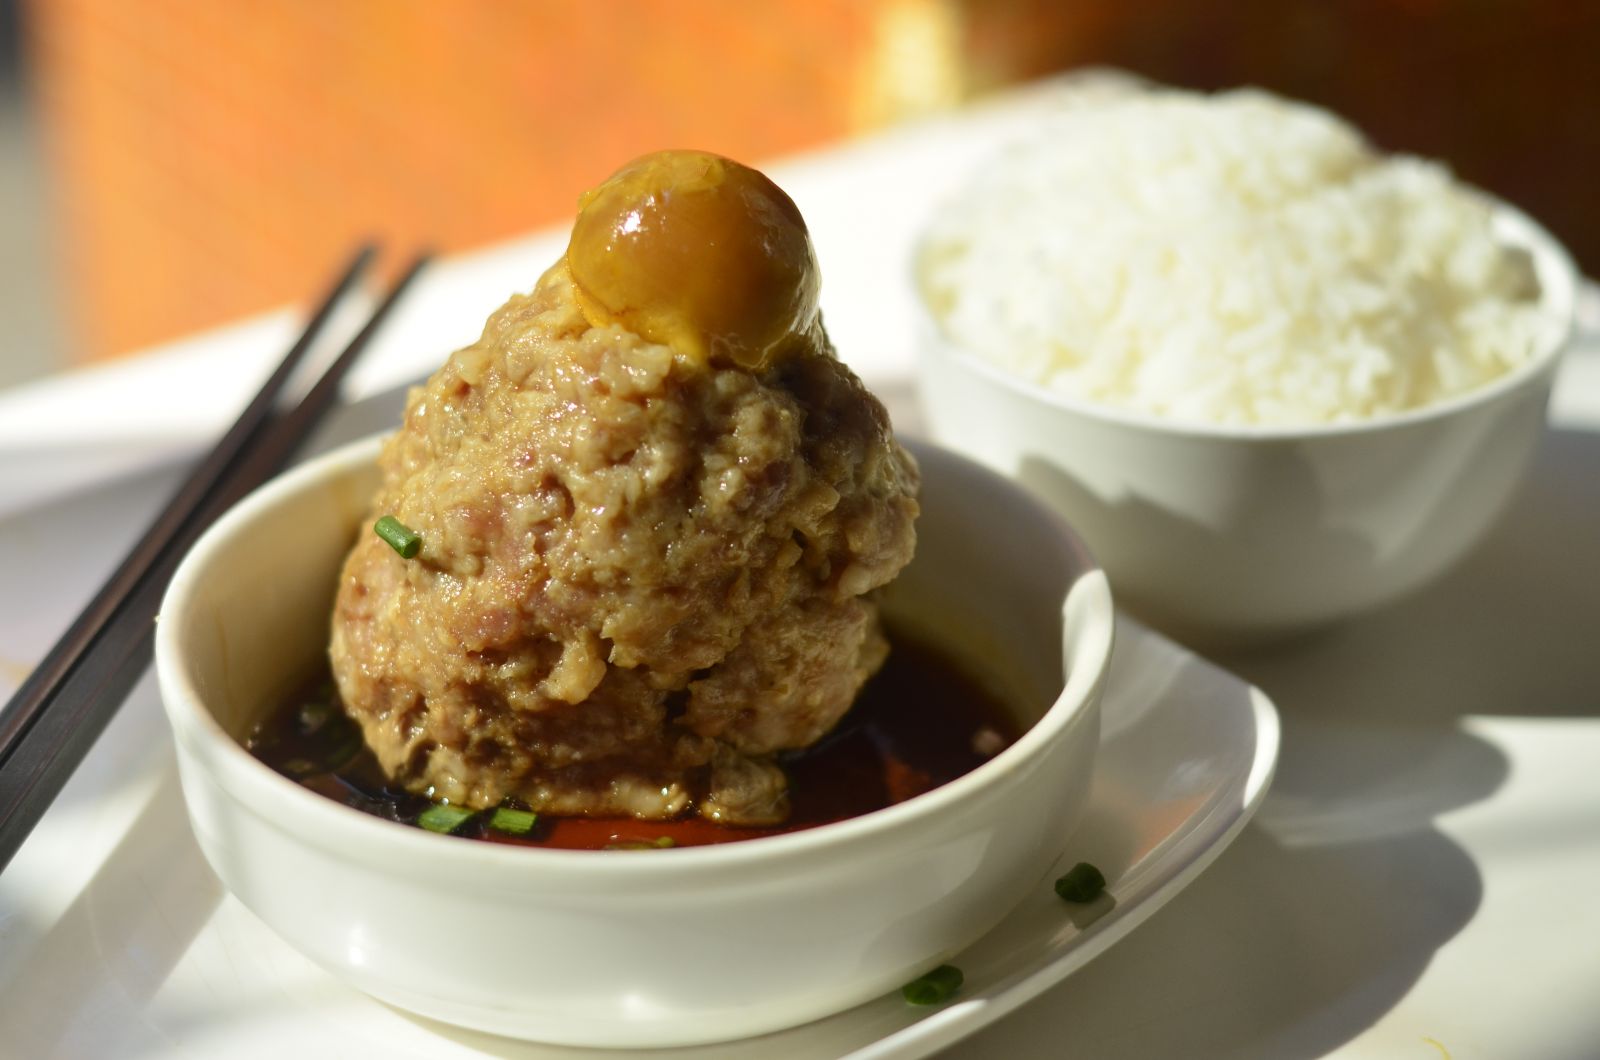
[0,247,429,872]
[0,246,374,757]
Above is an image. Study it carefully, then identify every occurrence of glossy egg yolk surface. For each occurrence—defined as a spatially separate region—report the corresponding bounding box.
[566,150,822,370]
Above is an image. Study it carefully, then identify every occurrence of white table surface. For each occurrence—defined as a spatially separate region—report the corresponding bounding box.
[2,74,1598,1059]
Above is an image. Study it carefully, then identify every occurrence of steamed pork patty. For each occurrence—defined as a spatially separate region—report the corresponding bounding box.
[330,152,919,824]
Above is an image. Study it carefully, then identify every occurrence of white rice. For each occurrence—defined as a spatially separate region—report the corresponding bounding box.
[918,88,1548,426]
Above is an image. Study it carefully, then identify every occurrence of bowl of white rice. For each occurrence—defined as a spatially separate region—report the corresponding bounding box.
[914,87,1577,641]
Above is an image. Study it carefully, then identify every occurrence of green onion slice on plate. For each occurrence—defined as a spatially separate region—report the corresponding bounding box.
[901,964,963,1005]
[1054,861,1107,903]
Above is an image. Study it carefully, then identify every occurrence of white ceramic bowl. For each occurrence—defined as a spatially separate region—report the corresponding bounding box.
[915,206,1578,643]
[155,433,1113,1048]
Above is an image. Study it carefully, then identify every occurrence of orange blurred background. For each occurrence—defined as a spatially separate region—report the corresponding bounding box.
[12,0,1600,367]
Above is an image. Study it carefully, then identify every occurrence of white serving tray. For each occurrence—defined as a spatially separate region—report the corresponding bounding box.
[3,73,1600,1057]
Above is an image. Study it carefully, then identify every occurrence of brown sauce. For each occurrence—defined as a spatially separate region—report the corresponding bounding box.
[248,629,1022,851]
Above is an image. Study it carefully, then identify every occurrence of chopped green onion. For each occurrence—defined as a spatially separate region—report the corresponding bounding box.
[901,964,963,1006]
[417,804,476,835]
[488,806,538,836]
[1054,861,1107,903]
[603,836,677,850]
[374,515,421,558]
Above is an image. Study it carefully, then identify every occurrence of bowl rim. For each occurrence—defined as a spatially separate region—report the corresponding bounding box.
[912,198,1579,442]
[156,433,1115,882]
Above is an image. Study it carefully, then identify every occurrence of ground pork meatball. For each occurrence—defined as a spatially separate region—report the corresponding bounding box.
[330,152,918,825]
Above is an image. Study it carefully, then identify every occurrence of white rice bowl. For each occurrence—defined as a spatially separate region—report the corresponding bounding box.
[917,88,1550,427]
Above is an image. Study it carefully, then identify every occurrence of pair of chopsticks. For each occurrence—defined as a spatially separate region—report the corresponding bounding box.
[0,246,430,873]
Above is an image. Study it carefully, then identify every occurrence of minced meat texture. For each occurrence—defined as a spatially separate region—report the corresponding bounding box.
[329,260,918,824]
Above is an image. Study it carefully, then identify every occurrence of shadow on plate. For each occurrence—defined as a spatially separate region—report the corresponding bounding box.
[0,760,225,1059]
[950,684,1492,1058]
[1221,425,1600,726]
[938,424,1600,1058]
[955,819,1482,1059]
